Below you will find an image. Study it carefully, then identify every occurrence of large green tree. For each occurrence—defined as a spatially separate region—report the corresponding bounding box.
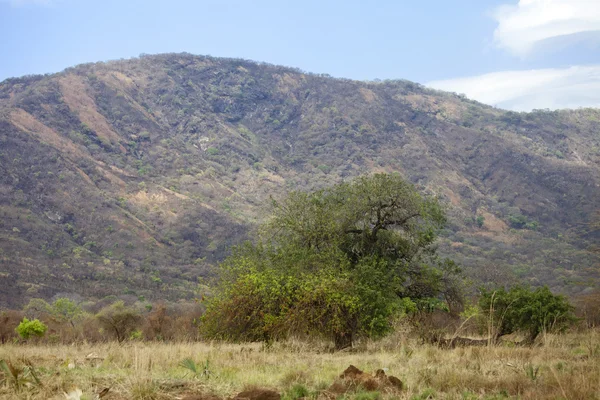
[201,173,462,348]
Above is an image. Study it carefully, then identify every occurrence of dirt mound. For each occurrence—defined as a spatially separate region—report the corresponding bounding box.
[434,336,489,348]
[327,365,403,395]
[182,395,222,400]
[232,388,281,400]
[182,389,280,400]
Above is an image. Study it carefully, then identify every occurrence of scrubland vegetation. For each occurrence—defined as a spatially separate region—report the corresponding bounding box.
[1,54,599,399]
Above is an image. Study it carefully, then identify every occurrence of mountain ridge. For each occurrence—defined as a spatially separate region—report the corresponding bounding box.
[0,52,598,308]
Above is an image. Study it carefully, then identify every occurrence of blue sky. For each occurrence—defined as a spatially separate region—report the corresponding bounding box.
[1,0,600,111]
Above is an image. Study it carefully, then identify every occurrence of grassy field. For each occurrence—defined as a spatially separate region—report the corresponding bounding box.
[0,330,599,400]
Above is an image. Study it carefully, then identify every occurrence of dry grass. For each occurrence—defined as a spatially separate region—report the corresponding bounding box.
[58,74,123,148]
[0,331,599,399]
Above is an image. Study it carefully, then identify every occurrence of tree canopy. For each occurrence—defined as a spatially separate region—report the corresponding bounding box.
[201,173,462,348]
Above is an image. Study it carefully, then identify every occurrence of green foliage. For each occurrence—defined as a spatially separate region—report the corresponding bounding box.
[179,358,211,378]
[23,298,83,327]
[130,329,143,340]
[284,384,310,400]
[410,388,436,400]
[23,298,52,318]
[15,318,47,340]
[524,363,540,381]
[51,298,83,324]
[139,130,151,140]
[507,214,538,230]
[353,391,382,400]
[476,215,485,228]
[202,174,461,348]
[479,285,577,343]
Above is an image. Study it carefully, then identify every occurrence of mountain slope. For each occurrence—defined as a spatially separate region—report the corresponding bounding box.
[0,53,598,307]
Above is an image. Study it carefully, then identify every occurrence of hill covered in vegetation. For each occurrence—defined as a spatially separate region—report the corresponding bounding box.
[0,53,598,307]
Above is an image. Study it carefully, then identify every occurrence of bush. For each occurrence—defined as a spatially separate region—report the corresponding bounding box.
[479,285,576,343]
[0,310,23,343]
[96,301,141,343]
[508,214,538,230]
[476,215,485,228]
[15,318,47,340]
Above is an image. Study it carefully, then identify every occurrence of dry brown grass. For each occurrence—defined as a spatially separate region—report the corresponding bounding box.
[0,331,599,399]
[58,74,124,151]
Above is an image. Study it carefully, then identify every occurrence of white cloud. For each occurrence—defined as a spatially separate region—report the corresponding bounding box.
[493,0,600,56]
[426,65,600,111]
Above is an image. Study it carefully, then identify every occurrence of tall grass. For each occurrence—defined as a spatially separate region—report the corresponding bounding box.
[0,331,598,399]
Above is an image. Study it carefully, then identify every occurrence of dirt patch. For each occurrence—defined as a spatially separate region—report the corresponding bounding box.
[276,73,303,95]
[162,187,191,200]
[109,164,136,177]
[480,210,508,232]
[444,188,462,207]
[403,94,439,113]
[474,231,516,245]
[97,71,161,125]
[96,166,127,189]
[59,74,125,152]
[182,388,280,400]
[182,395,222,400]
[233,388,281,400]
[130,191,169,206]
[359,88,377,103]
[10,108,89,161]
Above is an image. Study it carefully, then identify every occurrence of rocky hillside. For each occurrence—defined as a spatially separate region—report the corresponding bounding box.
[0,53,598,307]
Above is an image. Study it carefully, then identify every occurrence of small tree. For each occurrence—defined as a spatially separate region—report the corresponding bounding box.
[23,298,52,319]
[479,285,576,344]
[50,298,84,328]
[574,290,600,328]
[15,318,47,340]
[96,301,141,343]
[145,302,174,340]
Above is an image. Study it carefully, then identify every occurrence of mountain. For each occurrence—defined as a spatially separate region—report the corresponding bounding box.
[0,53,598,308]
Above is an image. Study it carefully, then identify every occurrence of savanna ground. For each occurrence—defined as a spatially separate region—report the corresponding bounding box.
[1,329,599,400]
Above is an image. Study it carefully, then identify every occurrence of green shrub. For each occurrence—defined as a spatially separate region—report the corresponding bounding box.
[476,215,485,228]
[479,285,576,343]
[284,384,310,400]
[15,318,47,340]
[354,391,381,400]
[507,214,538,230]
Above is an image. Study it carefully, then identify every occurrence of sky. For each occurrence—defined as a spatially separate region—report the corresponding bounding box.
[1,0,599,111]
